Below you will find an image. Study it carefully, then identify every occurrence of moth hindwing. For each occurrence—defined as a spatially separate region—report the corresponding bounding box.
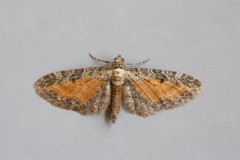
[34,54,202,123]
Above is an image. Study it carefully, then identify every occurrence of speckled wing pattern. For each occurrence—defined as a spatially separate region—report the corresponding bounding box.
[34,67,111,115]
[34,55,202,122]
[123,68,202,117]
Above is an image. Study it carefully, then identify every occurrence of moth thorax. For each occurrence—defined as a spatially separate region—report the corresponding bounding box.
[112,68,125,86]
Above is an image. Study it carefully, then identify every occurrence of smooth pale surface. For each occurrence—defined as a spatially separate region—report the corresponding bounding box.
[0,0,239,160]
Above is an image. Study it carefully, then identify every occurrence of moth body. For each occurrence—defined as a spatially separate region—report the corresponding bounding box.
[110,57,126,123]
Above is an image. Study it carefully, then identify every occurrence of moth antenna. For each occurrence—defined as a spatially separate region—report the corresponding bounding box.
[89,53,111,63]
[126,58,150,66]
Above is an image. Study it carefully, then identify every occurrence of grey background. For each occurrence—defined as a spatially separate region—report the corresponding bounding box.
[0,0,239,160]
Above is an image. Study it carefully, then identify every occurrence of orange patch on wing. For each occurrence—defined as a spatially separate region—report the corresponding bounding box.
[47,76,106,104]
[132,77,190,103]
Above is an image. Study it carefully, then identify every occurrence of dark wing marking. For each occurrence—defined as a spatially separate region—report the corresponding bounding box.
[123,68,202,117]
[34,67,111,114]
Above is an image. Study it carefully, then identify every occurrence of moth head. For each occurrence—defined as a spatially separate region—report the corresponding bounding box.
[114,54,125,62]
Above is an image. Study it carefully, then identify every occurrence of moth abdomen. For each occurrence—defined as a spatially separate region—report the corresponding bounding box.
[110,85,123,123]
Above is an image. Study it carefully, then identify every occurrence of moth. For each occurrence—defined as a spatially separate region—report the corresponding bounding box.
[34,54,202,123]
